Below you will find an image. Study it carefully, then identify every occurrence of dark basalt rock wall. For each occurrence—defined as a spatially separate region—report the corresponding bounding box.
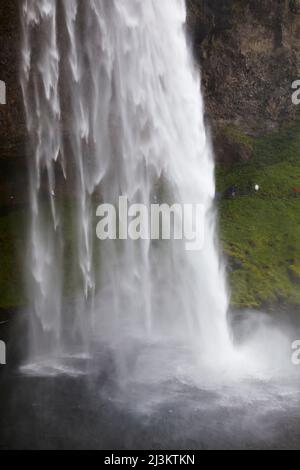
[0,2,23,141]
[0,2,27,206]
[1,0,300,168]
[187,0,300,135]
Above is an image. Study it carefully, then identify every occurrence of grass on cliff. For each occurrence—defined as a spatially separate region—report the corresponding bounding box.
[1,120,300,311]
[217,119,300,309]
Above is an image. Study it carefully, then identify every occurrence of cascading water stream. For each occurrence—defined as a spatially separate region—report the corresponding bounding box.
[20,0,234,377]
[0,0,296,450]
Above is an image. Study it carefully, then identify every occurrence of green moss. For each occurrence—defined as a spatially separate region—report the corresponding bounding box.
[221,124,254,151]
[217,119,300,308]
[2,119,300,311]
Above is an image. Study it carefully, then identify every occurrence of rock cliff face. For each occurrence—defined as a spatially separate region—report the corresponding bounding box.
[0,2,23,141]
[0,1,300,163]
[0,2,26,206]
[187,0,300,131]
[187,0,300,161]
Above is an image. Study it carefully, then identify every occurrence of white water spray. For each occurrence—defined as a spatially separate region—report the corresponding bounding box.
[21,0,234,377]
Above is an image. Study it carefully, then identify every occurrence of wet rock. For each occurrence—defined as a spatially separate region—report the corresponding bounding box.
[187,0,300,141]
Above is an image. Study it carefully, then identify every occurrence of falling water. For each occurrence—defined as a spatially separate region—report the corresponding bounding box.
[20,0,233,378]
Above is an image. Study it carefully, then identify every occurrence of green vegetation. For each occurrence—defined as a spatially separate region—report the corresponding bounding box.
[217,119,300,308]
[1,119,300,311]
[221,124,254,152]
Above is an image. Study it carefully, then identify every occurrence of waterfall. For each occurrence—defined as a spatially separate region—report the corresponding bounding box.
[20,0,233,376]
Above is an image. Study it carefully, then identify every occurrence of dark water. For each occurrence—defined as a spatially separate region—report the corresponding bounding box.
[0,310,300,450]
